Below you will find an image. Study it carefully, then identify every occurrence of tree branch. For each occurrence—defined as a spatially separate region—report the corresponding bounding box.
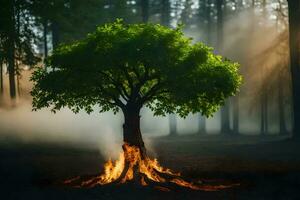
[139,81,163,104]
[99,71,130,101]
[98,86,125,109]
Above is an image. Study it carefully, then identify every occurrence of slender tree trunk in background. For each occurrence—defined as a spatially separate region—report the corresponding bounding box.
[0,61,3,95]
[206,0,212,46]
[217,0,230,134]
[141,0,149,23]
[287,0,300,139]
[161,0,177,136]
[16,2,21,97]
[169,114,177,136]
[221,100,231,134]
[216,0,224,53]
[260,0,269,136]
[232,96,239,134]
[260,66,268,135]
[198,114,206,134]
[196,0,212,134]
[278,73,287,135]
[260,99,265,135]
[122,105,146,155]
[161,0,170,27]
[51,21,60,49]
[7,0,16,99]
[43,19,48,58]
[16,64,21,97]
[231,0,244,135]
[260,91,268,135]
[275,6,287,136]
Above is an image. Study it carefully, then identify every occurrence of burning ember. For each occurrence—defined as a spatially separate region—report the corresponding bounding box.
[64,143,239,191]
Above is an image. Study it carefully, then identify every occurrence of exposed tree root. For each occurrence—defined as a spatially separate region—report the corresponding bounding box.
[63,143,239,191]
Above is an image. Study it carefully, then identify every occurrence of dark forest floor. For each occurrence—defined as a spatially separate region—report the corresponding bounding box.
[1,134,300,200]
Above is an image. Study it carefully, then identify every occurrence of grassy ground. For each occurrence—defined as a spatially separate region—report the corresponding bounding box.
[1,134,300,199]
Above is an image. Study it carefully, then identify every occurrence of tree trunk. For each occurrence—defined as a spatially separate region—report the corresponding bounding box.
[217,0,230,134]
[0,60,3,95]
[122,106,146,156]
[162,0,176,138]
[221,100,231,134]
[161,0,170,27]
[198,114,206,134]
[43,19,48,58]
[216,0,224,53]
[51,21,60,49]
[16,2,21,97]
[7,0,16,99]
[232,96,239,134]
[278,73,287,135]
[287,0,300,139]
[169,114,177,136]
[141,0,149,23]
[205,0,212,45]
[260,92,268,135]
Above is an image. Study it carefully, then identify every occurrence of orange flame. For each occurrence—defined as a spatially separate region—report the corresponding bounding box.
[64,143,240,191]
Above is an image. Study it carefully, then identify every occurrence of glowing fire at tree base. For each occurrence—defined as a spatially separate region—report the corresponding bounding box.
[64,143,239,191]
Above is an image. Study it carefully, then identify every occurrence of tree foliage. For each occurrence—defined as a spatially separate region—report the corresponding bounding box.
[31,20,241,117]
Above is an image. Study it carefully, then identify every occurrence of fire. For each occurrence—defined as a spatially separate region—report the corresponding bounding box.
[64,143,239,191]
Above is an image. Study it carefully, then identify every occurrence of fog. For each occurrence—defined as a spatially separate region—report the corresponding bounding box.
[0,2,293,158]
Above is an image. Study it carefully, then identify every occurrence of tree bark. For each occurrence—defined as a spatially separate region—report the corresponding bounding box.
[162,0,176,138]
[7,0,16,99]
[0,60,3,95]
[216,0,224,52]
[161,0,170,27]
[217,0,230,134]
[169,114,177,136]
[51,21,60,50]
[122,105,146,156]
[205,0,212,45]
[43,19,48,58]
[260,92,268,135]
[278,73,287,135]
[198,114,206,134]
[141,0,149,23]
[287,0,300,139]
[221,100,231,134]
[232,96,239,134]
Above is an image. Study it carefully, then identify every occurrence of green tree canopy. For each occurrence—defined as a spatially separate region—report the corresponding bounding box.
[31,20,241,117]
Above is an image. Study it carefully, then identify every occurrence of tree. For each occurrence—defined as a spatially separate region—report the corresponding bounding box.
[160,0,177,136]
[31,20,241,183]
[2,0,17,98]
[287,0,300,139]
[197,0,212,135]
[216,0,230,134]
[161,0,171,27]
[0,58,3,95]
[141,0,149,22]
[0,0,39,99]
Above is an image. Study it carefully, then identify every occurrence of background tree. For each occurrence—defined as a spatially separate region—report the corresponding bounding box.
[159,0,177,136]
[141,0,149,22]
[216,0,231,134]
[0,0,40,99]
[287,0,300,139]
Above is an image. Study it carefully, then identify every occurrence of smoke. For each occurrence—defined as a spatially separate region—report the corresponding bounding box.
[0,101,125,158]
[0,5,292,156]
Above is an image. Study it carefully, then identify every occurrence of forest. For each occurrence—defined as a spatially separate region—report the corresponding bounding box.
[0,0,300,199]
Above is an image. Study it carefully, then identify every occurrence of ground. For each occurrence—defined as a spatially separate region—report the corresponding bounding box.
[1,134,300,199]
